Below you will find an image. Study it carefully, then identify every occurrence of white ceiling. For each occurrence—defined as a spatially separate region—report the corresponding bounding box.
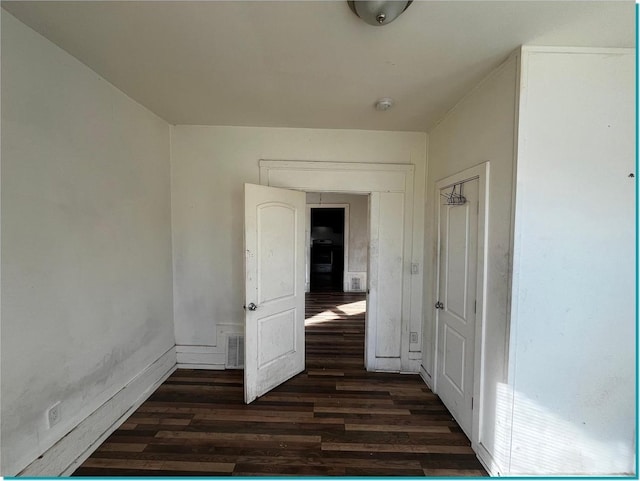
[2,1,635,132]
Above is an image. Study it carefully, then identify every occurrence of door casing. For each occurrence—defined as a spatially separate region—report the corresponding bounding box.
[259,160,419,373]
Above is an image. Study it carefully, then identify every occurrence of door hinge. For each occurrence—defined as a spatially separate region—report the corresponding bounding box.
[472,397,474,410]
[474,300,476,313]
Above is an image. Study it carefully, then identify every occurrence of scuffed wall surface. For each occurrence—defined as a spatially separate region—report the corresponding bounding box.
[508,48,635,475]
[425,55,518,472]
[1,13,175,475]
[170,126,426,350]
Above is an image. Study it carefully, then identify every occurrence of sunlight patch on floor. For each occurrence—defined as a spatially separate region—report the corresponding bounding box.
[305,310,342,325]
[337,300,366,315]
[304,300,366,326]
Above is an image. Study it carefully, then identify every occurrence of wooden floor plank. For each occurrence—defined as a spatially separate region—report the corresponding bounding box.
[74,467,230,476]
[96,443,147,453]
[424,468,489,476]
[314,406,411,415]
[345,423,453,433]
[155,431,322,443]
[73,291,486,477]
[81,458,235,473]
[321,443,475,454]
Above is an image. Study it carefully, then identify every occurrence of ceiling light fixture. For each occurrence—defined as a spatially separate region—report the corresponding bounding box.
[347,0,412,26]
[375,98,394,111]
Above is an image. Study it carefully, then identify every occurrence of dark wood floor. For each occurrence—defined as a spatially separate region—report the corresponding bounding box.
[73,291,487,476]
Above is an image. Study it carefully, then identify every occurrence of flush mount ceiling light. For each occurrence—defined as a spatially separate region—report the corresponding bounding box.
[347,0,412,26]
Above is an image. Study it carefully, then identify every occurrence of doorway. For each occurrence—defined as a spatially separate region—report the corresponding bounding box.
[305,193,369,296]
[309,207,345,292]
[245,160,416,403]
[305,194,369,369]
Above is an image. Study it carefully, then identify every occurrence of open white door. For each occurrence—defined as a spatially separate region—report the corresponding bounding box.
[244,183,306,404]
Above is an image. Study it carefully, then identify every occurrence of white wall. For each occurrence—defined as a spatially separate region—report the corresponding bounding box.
[424,53,519,472]
[306,192,368,291]
[171,126,426,368]
[1,12,175,475]
[426,46,635,476]
[508,47,635,475]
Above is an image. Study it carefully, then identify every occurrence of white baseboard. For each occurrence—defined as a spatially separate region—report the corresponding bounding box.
[176,344,226,368]
[176,363,226,370]
[371,357,401,371]
[476,441,503,476]
[368,358,420,373]
[419,364,433,390]
[176,324,243,370]
[19,347,177,477]
[401,358,421,373]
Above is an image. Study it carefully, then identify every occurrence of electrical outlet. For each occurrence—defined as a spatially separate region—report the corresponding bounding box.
[47,402,61,428]
[410,332,418,343]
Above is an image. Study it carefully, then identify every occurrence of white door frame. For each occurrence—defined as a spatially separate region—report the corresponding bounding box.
[259,160,417,373]
[432,161,490,449]
[306,203,350,293]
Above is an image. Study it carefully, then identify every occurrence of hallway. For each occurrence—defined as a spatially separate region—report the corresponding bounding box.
[73,292,486,476]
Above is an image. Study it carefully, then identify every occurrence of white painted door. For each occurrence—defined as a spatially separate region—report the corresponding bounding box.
[435,178,479,437]
[366,192,405,372]
[244,183,306,404]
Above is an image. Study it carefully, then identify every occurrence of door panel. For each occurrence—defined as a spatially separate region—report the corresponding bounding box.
[244,184,305,404]
[258,309,296,368]
[445,205,470,320]
[443,324,466,394]
[375,192,404,359]
[366,192,405,371]
[436,178,479,438]
[257,203,296,303]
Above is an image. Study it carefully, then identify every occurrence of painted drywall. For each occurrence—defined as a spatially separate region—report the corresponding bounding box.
[306,192,368,290]
[508,48,635,475]
[171,126,426,366]
[1,12,175,475]
[424,54,519,472]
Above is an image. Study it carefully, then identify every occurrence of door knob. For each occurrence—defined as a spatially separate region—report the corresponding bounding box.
[247,302,258,311]
[435,301,444,310]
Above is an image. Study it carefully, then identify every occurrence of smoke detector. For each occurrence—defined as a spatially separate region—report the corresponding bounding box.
[375,98,394,111]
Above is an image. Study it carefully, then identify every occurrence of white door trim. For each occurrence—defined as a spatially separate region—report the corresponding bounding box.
[259,160,417,373]
[306,203,350,293]
[432,161,490,450]
[260,160,411,194]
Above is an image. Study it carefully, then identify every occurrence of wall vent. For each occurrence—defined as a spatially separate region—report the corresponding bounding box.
[351,277,361,291]
[226,335,245,369]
